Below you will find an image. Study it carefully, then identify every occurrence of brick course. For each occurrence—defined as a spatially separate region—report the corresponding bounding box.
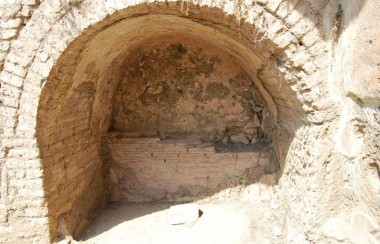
[107,137,276,202]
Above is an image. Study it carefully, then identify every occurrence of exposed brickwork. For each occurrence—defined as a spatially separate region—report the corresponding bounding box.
[0,0,331,242]
[107,137,276,202]
[0,1,42,72]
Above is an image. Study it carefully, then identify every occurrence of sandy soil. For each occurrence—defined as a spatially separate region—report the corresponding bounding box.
[78,201,278,244]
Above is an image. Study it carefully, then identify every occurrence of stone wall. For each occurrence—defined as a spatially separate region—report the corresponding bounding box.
[106,137,277,203]
[0,0,379,243]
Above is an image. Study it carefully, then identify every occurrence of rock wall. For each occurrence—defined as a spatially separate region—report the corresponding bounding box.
[111,35,274,144]
[271,1,380,243]
[0,0,379,243]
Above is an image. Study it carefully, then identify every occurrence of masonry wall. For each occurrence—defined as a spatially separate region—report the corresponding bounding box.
[106,137,276,203]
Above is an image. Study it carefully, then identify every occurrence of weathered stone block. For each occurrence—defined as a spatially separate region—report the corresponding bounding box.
[168,203,200,225]
[3,61,27,77]
[0,28,17,39]
[1,18,21,28]
[0,71,23,87]
[266,0,282,12]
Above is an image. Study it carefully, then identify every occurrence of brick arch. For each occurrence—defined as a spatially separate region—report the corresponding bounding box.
[1,0,332,242]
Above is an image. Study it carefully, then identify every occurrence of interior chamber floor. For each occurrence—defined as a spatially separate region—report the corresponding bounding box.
[79,201,278,244]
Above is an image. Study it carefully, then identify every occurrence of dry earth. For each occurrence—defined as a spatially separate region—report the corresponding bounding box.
[78,201,279,244]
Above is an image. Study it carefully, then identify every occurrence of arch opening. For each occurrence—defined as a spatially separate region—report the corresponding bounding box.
[37,4,306,241]
[105,31,279,203]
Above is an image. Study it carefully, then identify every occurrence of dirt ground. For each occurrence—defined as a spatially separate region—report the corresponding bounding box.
[78,201,281,244]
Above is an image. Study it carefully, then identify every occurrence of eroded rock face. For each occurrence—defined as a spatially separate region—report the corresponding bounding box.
[111,35,274,146]
[338,0,380,103]
[105,35,278,203]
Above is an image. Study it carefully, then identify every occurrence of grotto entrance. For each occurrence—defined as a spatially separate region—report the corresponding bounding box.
[104,34,279,203]
[37,9,303,241]
[79,33,280,243]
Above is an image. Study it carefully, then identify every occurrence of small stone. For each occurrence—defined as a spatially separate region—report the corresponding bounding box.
[56,236,79,244]
[250,138,258,145]
[244,128,256,135]
[176,86,182,92]
[168,203,200,225]
[243,114,261,129]
[147,85,164,95]
[22,0,36,5]
[253,106,263,113]
[230,133,250,145]
[1,29,17,39]
[2,19,22,29]
[21,6,31,17]
[273,226,282,237]
[222,137,228,145]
